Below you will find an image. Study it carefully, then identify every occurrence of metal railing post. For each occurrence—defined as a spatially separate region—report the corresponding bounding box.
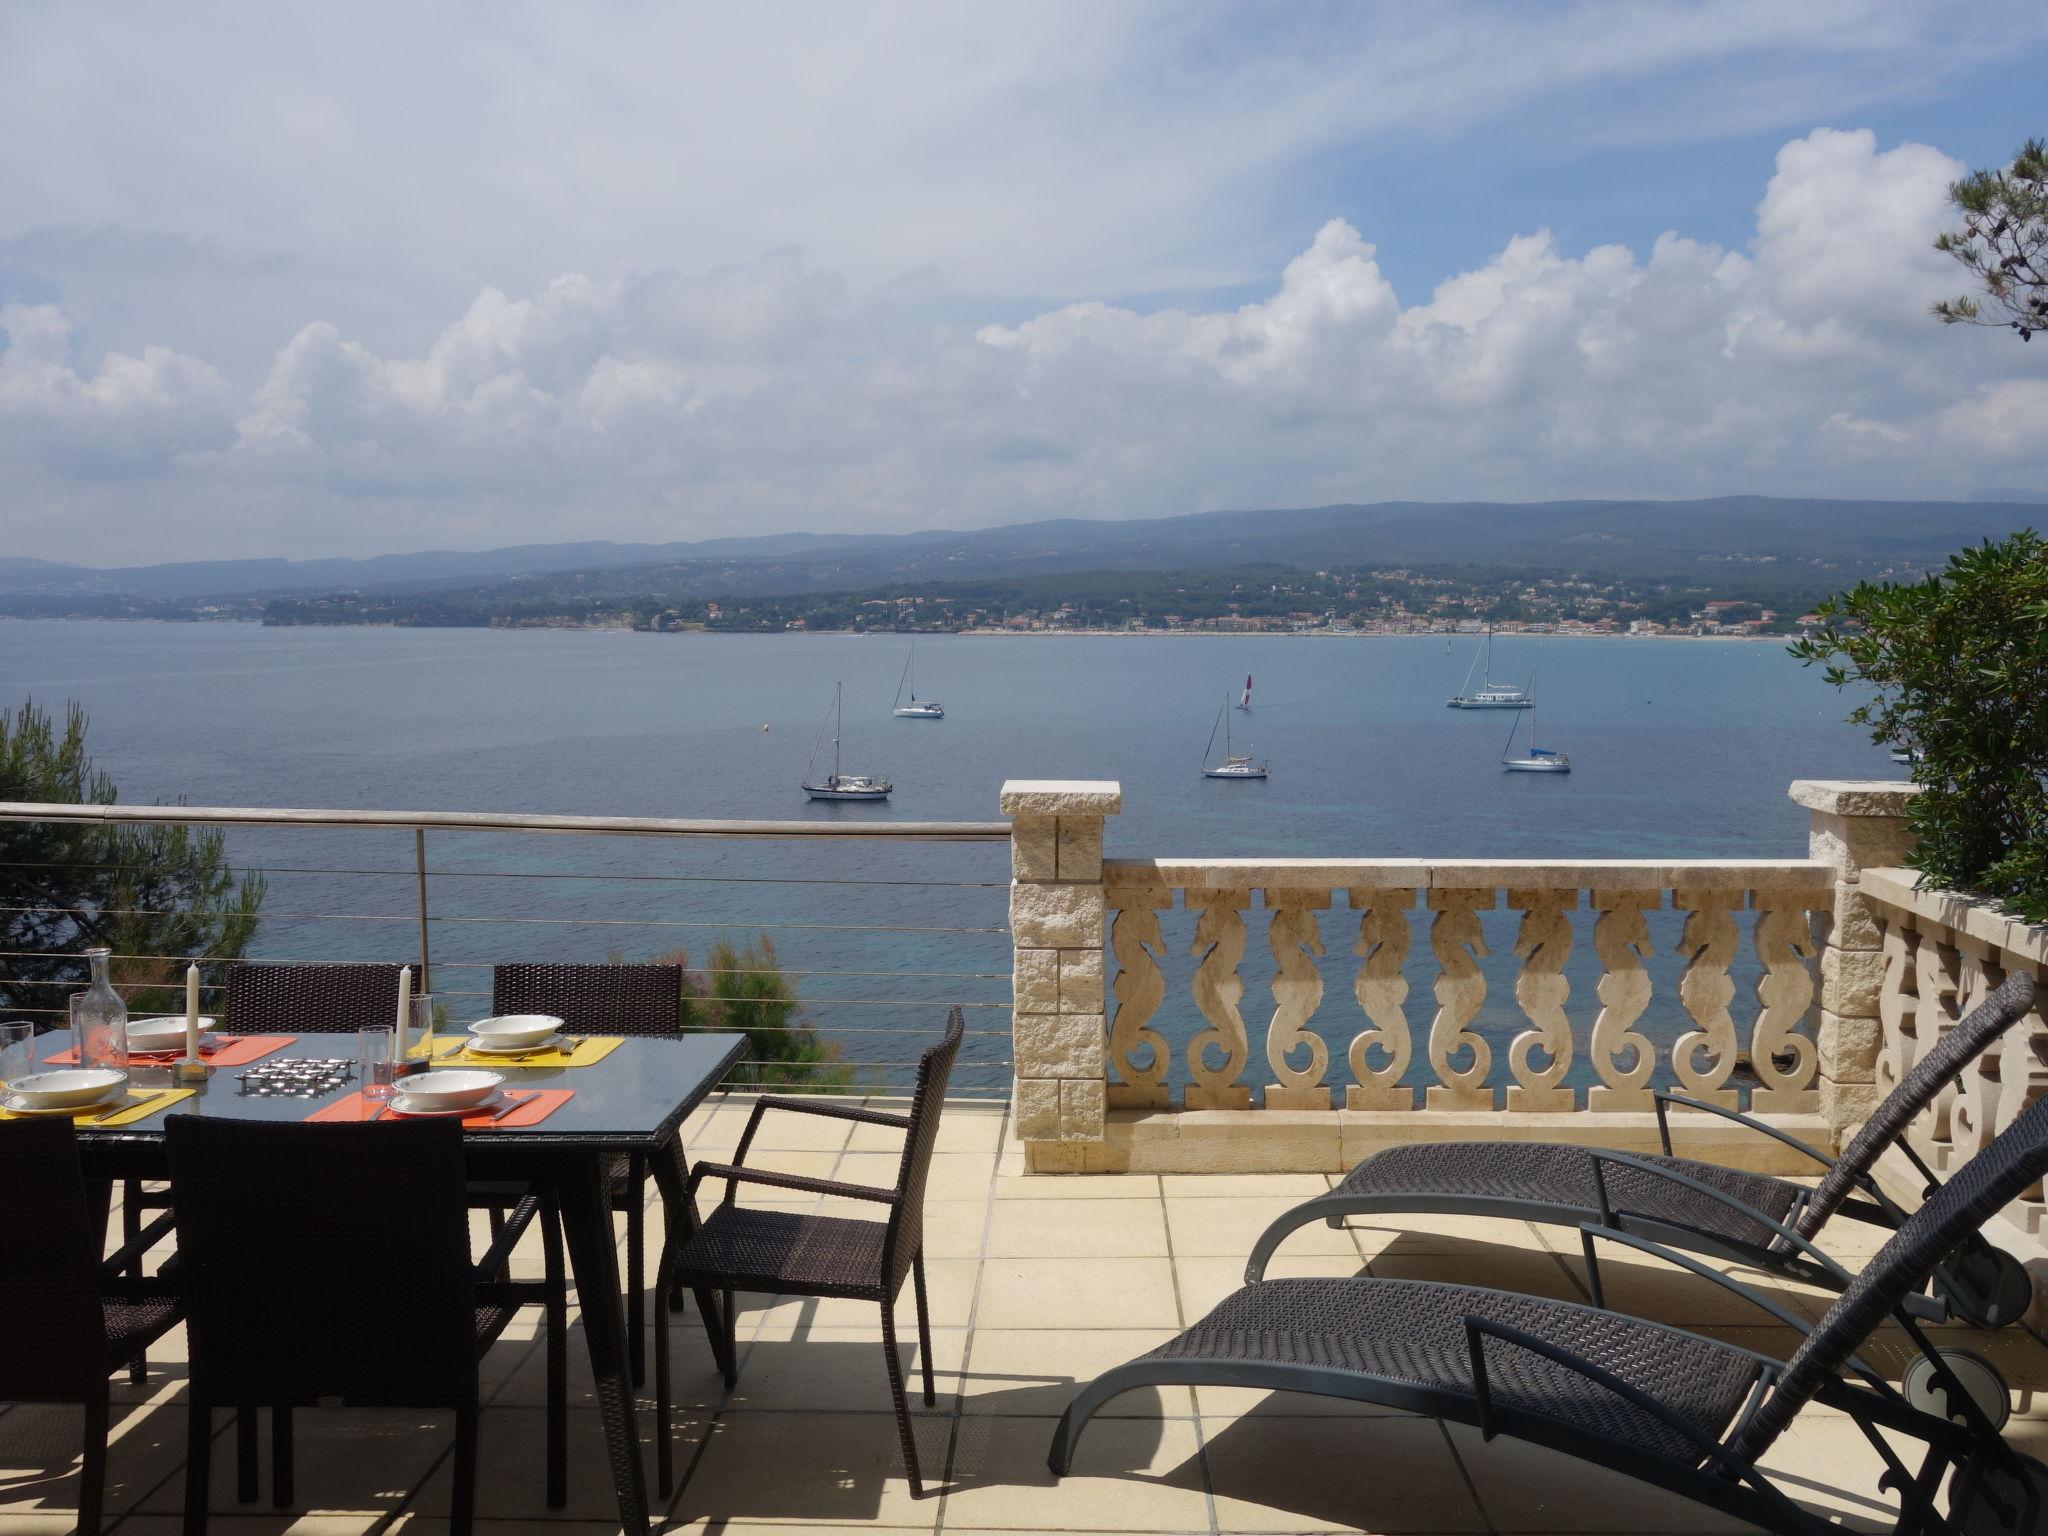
[415,826,431,992]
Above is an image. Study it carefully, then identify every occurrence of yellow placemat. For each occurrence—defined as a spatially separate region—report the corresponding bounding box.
[427,1035,625,1069]
[0,1086,196,1126]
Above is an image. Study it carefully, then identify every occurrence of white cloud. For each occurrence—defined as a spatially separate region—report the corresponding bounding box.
[1,126,2043,560]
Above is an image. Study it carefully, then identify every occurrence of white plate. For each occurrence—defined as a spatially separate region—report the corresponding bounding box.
[468,1015,564,1049]
[127,1032,223,1057]
[8,1067,130,1108]
[126,1016,218,1051]
[395,1067,504,1110]
[3,1081,129,1116]
[388,1087,505,1119]
[464,1032,566,1056]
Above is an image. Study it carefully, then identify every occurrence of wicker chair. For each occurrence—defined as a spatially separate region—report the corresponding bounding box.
[0,1118,182,1536]
[166,1118,565,1536]
[218,961,406,1035]
[491,962,684,1381]
[656,1007,964,1498]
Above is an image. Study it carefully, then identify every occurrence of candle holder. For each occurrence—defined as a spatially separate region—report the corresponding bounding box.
[172,1057,214,1083]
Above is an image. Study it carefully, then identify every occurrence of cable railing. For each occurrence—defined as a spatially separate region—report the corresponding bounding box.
[0,800,1015,1094]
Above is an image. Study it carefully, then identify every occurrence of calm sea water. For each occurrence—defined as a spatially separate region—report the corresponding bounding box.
[3,621,1894,1093]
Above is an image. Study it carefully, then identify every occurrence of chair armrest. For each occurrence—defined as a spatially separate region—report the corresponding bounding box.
[687,1161,897,1205]
[1652,1090,1837,1171]
[1582,1150,1858,1288]
[100,1209,178,1282]
[728,1096,911,1169]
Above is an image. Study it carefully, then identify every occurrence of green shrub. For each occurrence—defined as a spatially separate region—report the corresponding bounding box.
[652,936,850,1091]
[1790,531,2048,922]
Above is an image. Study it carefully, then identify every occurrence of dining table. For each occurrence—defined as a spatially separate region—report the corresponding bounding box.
[65,1030,748,1536]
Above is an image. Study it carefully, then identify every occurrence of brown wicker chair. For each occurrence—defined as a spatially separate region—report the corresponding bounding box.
[491,962,684,1381]
[655,1007,964,1498]
[166,1117,565,1536]
[219,961,406,1035]
[0,1118,182,1536]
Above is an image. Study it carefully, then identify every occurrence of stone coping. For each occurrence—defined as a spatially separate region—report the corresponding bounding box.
[1788,779,1919,816]
[1104,855,1834,893]
[998,778,1123,816]
[1860,866,2048,967]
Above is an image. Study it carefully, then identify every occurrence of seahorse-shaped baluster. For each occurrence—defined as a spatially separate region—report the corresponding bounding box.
[1507,889,1576,1111]
[1106,885,1171,1108]
[1915,928,1964,1152]
[1875,913,1917,1099]
[1347,888,1416,1110]
[1672,889,1742,1106]
[1185,888,1252,1110]
[1949,944,2007,1161]
[1749,893,1823,1112]
[1263,890,1332,1109]
[1426,888,1495,1110]
[1588,889,1657,1110]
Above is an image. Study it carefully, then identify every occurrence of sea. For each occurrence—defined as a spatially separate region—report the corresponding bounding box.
[3,621,1896,1095]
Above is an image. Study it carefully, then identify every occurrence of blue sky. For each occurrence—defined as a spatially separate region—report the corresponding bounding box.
[1,2,2044,563]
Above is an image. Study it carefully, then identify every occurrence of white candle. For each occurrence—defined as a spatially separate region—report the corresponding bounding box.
[184,964,202,1060]
[395,966,413,1061]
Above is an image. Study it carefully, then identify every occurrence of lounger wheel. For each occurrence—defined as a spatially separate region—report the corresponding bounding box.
[1952,1450,2048,1535]
[1946,1242,2035,1329]
[1904,1348,2011,1432]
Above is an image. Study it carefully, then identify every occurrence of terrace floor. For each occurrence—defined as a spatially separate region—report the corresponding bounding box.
[11,1093,2048,1536]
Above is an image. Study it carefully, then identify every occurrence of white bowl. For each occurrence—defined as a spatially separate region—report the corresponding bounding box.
[396,1068,504,1111]
[468,1015,563,1050]
[8,1067,129,1109]
[126,1016,217,1051]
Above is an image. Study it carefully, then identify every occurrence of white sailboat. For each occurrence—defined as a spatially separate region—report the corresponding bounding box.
[803,683,892,800]
[1202,698,1269,780]
[1447,626,1532,709]
[891,644,945,719]
[1235,674,1253,712]
[1501,675,1570,773]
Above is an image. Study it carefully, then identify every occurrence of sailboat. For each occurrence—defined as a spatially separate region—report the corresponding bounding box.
[1235,674,1253,712]
[1501,675,1570,773]
[1447,626,1532,708]
[803,683,892,800]
[1202,698,1269,780]
[891,644,945,719]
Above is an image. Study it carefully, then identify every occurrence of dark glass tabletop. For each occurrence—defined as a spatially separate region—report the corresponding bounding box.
[70,1033,747,1154]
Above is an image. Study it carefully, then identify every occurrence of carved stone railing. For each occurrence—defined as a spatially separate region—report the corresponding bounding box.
[1099,858,1832,1122]
[1861,865,2048,1228]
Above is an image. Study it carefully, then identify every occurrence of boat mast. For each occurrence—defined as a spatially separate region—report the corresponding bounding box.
[833,682,843,786]
[893,649,911,710]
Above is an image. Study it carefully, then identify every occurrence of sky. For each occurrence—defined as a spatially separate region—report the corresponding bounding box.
[2,0,2045,566]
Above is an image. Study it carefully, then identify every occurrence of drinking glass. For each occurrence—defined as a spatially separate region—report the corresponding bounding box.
[410,994,437,1064]
[359,1025,397,1102]
[0,1021,35,1093]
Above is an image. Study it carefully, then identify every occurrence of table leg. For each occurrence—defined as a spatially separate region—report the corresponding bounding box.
[648,1136,733,1379]
[553,1151,650,1536]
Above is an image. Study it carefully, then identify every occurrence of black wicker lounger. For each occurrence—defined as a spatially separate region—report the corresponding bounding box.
[1053,1085,2048,1536]
[1247,972,2038,1329]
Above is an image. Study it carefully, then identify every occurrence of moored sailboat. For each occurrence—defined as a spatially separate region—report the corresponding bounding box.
[1501,675,1570,773]
[803,683,892,800]
[1448,626,1532,708]
[1203,698,1269,780]
[891,644,945,719]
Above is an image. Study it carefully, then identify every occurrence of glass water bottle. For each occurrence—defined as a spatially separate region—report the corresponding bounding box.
[71,946,129,1072]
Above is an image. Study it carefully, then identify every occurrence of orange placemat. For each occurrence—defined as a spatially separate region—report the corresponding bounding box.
[307,1087,572,1128]
[47,1035,296,1070]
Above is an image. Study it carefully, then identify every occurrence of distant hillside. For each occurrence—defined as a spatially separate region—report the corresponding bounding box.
[2,496,2037,606]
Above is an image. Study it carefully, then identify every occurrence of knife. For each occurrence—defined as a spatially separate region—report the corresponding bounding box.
[478,1092,533,1124]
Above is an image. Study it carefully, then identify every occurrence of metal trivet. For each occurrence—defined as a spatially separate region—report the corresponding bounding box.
[235,1058,356,1097]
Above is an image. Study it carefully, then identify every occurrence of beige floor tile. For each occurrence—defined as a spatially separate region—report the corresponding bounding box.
[1165,1196,1363,1259]
[985,1197,1170,1258]
[731,1109,857,1153]
[991,1173,1161,1200]
[0,1398,193,1523]
[837,1152,995,1203]
[741,1259,982,1329]
[136,1406,453,1518]
[1443,1421,1755,1533]
[669,1411,943,1530]
[1159,1172,1334,1198]
[943,1414,1209,1530]
[977,1257,1181,1330]
[725,1328,967,1413]
[1754,1415,1903,1533]
[410,1404,687,1524]
[1173,1254,1365,1322]
[1205,1412,1488,1533]
[848,1109,1006,1156]
[960,1330,1192,1419]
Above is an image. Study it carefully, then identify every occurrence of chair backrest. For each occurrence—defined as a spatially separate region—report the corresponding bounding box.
[167,1117,480,1409]
[0,1119,111,1399]
[221,962,405,1035]
[884,1007,966,1288]
[491,963,683,1036]
[1799,971,2037,1236]
[1733,1085,2048,1461]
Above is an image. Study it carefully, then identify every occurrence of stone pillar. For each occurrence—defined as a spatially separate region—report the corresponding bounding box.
[1790,779,1918,1145]
[1003,779,1120,1171]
